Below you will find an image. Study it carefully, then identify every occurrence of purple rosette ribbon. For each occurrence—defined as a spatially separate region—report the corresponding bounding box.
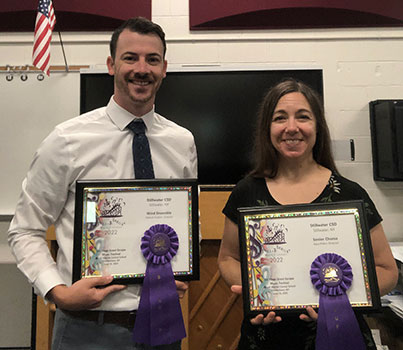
[310,253,366,350]
[133,224,186,346]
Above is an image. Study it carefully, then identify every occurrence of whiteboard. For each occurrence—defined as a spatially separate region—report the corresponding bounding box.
[0,72,80,215]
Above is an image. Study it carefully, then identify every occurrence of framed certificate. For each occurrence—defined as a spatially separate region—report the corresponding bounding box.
[73,179,199,284]
[238,200,380,316]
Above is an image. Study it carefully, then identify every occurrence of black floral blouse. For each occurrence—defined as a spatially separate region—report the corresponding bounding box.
[223,173,381,350]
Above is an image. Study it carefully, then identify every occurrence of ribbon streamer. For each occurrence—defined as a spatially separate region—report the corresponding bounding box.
[310,253,366,350]
[133,224,186,346]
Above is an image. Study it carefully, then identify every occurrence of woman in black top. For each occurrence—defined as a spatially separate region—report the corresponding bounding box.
[217,79,398,350]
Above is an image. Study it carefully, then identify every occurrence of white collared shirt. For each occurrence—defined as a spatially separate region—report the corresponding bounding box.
[8,97,197,311]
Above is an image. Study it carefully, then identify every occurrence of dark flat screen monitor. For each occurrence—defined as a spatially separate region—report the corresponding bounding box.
[80,68,323,187]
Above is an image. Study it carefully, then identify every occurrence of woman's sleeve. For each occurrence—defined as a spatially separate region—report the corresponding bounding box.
[222,178,250,223]
[344,178,382,230]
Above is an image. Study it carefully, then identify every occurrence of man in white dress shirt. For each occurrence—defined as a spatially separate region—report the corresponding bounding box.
[8,17,197,350]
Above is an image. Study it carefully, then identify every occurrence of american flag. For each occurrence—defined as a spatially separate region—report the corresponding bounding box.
[32,0,56,76]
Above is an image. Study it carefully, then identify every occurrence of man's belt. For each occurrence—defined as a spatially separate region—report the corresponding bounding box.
[62,309,137,329]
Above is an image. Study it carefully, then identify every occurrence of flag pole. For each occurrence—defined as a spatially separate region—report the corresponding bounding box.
[57,30,69,73]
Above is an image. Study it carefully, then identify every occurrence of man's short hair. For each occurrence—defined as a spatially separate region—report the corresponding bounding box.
[109,17,166,60]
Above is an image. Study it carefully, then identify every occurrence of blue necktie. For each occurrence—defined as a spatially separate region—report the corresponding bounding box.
[127,120,155,179]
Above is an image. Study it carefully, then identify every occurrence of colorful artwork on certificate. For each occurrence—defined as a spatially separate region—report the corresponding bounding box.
[247,219,291,308]
[83,192,126,277]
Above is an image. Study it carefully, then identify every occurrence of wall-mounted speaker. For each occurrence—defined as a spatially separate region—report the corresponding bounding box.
[369,100,403,181]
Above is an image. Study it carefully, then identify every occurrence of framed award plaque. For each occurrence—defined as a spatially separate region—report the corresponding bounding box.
[73,179,199,284]
[238,200,381,316]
